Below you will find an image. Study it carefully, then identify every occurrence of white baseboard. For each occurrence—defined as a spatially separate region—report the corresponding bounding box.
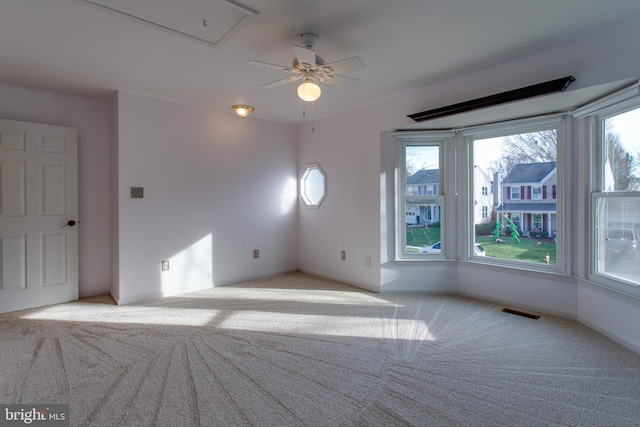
[578,315,640,354]
[297,268,380,293]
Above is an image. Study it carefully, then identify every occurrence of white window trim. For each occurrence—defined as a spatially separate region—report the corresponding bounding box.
[579,85,640,296]
[396,136,450,261]
[465,117,567,273]
[300,163,326,208]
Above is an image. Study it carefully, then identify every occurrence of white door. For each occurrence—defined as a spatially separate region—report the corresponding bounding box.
[0,119,78,314]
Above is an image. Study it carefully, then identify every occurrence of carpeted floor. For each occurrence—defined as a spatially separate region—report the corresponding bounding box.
[1,272,639,426]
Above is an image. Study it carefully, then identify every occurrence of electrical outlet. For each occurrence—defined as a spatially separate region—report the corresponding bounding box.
[253,249,259,259]
[131,187,144,198]
[341,250,346,261]
[161,260,170,271]
[365,256,371,266]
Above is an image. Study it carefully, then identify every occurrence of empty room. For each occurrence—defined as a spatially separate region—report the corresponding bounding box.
[1,1,640,425]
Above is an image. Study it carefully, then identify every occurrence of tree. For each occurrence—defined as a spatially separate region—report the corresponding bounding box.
[485,129,557,178]
[606,131,634,190]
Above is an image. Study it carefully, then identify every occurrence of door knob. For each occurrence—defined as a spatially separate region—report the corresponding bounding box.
[62,220,77,228]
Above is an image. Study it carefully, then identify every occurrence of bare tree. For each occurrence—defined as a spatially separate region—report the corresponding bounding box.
[606,131,635,190]
[485,129,557,178]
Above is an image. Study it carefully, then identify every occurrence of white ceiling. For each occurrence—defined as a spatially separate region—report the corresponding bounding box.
[1,0,640,124]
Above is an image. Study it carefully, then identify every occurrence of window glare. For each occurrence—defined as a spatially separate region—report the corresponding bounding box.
[594,196,640,286]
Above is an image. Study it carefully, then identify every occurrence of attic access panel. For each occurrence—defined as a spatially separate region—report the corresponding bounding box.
[74,0,258,48]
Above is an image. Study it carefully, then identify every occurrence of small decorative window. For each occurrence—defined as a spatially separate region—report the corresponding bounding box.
[300,164,326,208]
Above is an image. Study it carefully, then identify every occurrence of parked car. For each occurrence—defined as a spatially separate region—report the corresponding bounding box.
[419,241,441,253]
[418,242,486,256]
[605,227,638,258]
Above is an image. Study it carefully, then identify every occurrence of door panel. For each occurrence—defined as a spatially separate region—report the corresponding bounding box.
[0,119,78,313]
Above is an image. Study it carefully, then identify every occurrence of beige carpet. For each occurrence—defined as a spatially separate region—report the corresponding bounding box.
[1,272,639,426]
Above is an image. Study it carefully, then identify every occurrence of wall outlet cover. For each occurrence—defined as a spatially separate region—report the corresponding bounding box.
[131,187,144,198]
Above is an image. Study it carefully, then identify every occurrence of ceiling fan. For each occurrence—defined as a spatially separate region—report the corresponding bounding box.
[249,33,365,102]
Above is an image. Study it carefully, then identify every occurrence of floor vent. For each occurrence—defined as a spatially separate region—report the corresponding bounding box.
[502,308,541,319]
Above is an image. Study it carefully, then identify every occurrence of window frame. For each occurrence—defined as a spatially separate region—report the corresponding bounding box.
[579,90,640,296]
[300,163,326,208]
[531,185,543,200]
[396,136,449,261]
[464,116,566,270]
[510,186,521,200]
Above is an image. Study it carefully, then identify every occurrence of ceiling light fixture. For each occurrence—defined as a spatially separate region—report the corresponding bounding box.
[232,105,254,118]
[297,78,321,102]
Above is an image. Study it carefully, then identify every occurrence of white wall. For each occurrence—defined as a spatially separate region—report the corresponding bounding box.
[297,19,640,350]
[578,281,640,353]
[0,83,111,297]
[114,91,298,303]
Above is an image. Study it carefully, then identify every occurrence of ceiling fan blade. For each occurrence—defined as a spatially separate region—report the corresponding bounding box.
[292,45,316,68]
[261,75,302,88]
[248,60,296,73]
[321,56,365,74]
[321,74,362,89]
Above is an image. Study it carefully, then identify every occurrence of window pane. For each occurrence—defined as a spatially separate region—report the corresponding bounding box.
[473,129,557,264]
[595,196,640,285]
[406,199,442,254]
[301,165,326,207]
[401,143,443,258]
[603,107,640,191]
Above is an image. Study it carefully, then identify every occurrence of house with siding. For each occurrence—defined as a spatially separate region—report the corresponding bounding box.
[406,169,441,225]
[500,162,557,236]
[474,166,495,225]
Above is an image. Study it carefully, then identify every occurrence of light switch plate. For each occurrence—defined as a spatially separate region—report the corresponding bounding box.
[131,187,144,198]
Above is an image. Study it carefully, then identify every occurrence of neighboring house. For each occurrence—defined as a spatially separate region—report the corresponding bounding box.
[500,162,557,236]
[474,166,494,224]
[406,169,441,225]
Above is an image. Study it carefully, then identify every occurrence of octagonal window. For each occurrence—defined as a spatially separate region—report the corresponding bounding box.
[300,164,326,208]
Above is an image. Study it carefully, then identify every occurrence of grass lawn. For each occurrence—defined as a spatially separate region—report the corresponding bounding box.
[406,226,441,250]
[476,235,557,264]
[406,227,557,264]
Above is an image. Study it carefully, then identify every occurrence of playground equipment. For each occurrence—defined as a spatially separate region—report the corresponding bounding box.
[493,213,521,244]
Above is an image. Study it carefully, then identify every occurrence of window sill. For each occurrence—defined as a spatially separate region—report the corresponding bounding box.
[458,259,575,283]
[394,258,457,266]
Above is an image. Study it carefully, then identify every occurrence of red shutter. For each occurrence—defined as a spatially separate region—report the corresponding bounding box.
[506,186,510,200]
[542,186,547,199]
[552,185,556,199]
[527,186,531,199]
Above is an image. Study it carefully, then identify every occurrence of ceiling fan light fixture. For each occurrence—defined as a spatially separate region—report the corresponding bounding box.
[297,81,321,102]
[232,105,254,118]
